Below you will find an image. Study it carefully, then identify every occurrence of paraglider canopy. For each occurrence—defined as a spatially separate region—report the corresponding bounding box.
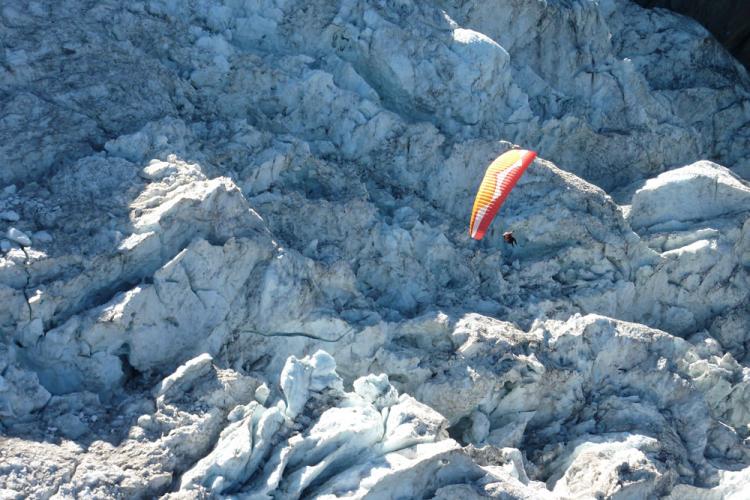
[469,149,536,240]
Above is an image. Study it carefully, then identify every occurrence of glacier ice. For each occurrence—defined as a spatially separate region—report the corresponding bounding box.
[1,0,750,498]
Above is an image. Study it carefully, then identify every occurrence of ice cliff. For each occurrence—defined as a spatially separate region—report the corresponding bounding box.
[2,0,750,498]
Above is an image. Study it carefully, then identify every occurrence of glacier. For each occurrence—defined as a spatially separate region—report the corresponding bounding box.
[1,0,750,498]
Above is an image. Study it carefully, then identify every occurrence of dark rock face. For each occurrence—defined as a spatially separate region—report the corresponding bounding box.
[634,0,750,72]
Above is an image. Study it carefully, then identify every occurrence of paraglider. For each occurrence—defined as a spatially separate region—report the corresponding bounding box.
[503,231,517,246]
[469,149,536,241]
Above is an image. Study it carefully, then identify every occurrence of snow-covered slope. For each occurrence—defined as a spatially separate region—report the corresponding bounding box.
[2,0,750,498]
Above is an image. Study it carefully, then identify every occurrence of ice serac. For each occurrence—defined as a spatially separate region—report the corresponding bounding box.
[175,351,545,498]
[439,0,750,185]
[5,152,273,398]
[392,314,750,485]
[1,353,258,498]
[2,0,750,498]
[629,161,750,231]
[633,0,750,73]
[627,160,750,338]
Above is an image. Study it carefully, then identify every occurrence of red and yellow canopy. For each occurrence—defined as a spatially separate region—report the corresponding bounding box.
[469,149,536,240]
